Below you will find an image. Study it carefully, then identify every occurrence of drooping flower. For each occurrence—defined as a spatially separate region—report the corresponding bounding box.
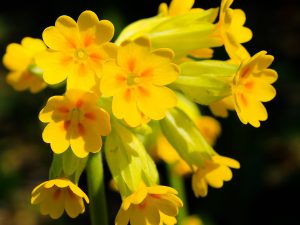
[232,51,278,127]
[39,89,110,158]
[31,178,89,219]
[2,37,47,93]
[195,116,221,146]
[100,37,179,127]
[216,0,252,61]
[192,155,240,197]
[115,185,183,225]
[36,10,116,93]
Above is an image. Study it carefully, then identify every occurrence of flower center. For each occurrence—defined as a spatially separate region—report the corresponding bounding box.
[75,49,88,60]
[127,73,140,86]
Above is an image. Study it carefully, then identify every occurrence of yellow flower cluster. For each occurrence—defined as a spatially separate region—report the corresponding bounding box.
[1,0,278,223]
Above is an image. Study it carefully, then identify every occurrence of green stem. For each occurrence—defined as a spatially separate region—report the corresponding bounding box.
[87,152,108,225]
[166,163,188,224]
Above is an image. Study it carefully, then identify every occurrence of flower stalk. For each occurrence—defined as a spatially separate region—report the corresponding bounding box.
[87,152,108,225]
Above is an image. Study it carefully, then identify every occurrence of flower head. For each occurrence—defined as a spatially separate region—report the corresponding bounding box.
[31,178,89,219]
[192,155,240,197]
[115,185,183,225]
[2,37,47,93]
[217,0,252,61]
[100,37,179,127]
[36,10,116,92]
[232,51,278,127]
[39,89,110,158]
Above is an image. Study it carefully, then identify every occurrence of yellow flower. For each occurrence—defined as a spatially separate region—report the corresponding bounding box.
[2,37,47,93]
[100,37,179,127]
[115,185,183,225]
[217,0,252,61]
[36,10,116,92]
[232,51,278,127]
[31,178,89,219]
[39,89,110,158]
[192,155,240,197]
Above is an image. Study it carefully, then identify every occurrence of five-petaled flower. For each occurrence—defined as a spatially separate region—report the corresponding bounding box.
[31,178,89,219]
[39,89,110,158]
[115,185,183,225]
[192,155,240,197]
[232,51,277,127]
[2,37,47,93]
[100,37,179,127]
[36,10,117,93]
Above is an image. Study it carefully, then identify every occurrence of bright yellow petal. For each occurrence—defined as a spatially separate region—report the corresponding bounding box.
[169,0,195,16]
[3,43,30,71]
[42,122,69,154]
[100,60,127,96]
[39,96,66,123]
[137,85,177,120]
[112,88,142,127]
[65,193,84,218]
[67,62,97,92]
[21,37,46,55]
[115,207,130,225]
[36,50,72,85]
[69,123,103,158]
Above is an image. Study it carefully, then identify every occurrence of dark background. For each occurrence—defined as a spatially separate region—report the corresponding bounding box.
[0,0,299,225]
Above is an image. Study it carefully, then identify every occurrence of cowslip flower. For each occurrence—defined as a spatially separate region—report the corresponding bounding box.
[115,185,183,225]
[192,155,240,197]
[182,215,204,225]
[100,37,179,127]
[195,116,221,146]
[232,51,277,127]
[36,10,116,92]
[2,37,47,93]
[217,0,252,61]
[31,178,89,219]
[39,89,110,158]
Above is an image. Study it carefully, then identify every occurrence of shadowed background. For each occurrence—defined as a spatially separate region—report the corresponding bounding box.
[0,0,299,225]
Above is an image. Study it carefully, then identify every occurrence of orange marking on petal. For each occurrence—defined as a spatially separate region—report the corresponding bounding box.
[138,86,149,97]
[150,194,161,199]
[78,123,85,135]
[239,93,248,107]
[76,99,84,108]
[53,189,61,200]
[116,74,126,84]
[137,201,147,210]
[67,38,77,49]
[67,189,76,199]
[244,81,254,90]
[84,35,94,48]
[58,106,70,114]
[140,68,153,78]
[124,89,132,102]
[89,53,102,63]
[85,112,96,120]
[127,58,136,72]
[240,67,250,79]
[61,56,73,65]
[64,120,71,130]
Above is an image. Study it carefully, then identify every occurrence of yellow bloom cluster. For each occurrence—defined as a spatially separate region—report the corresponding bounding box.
[1,0,278,223]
